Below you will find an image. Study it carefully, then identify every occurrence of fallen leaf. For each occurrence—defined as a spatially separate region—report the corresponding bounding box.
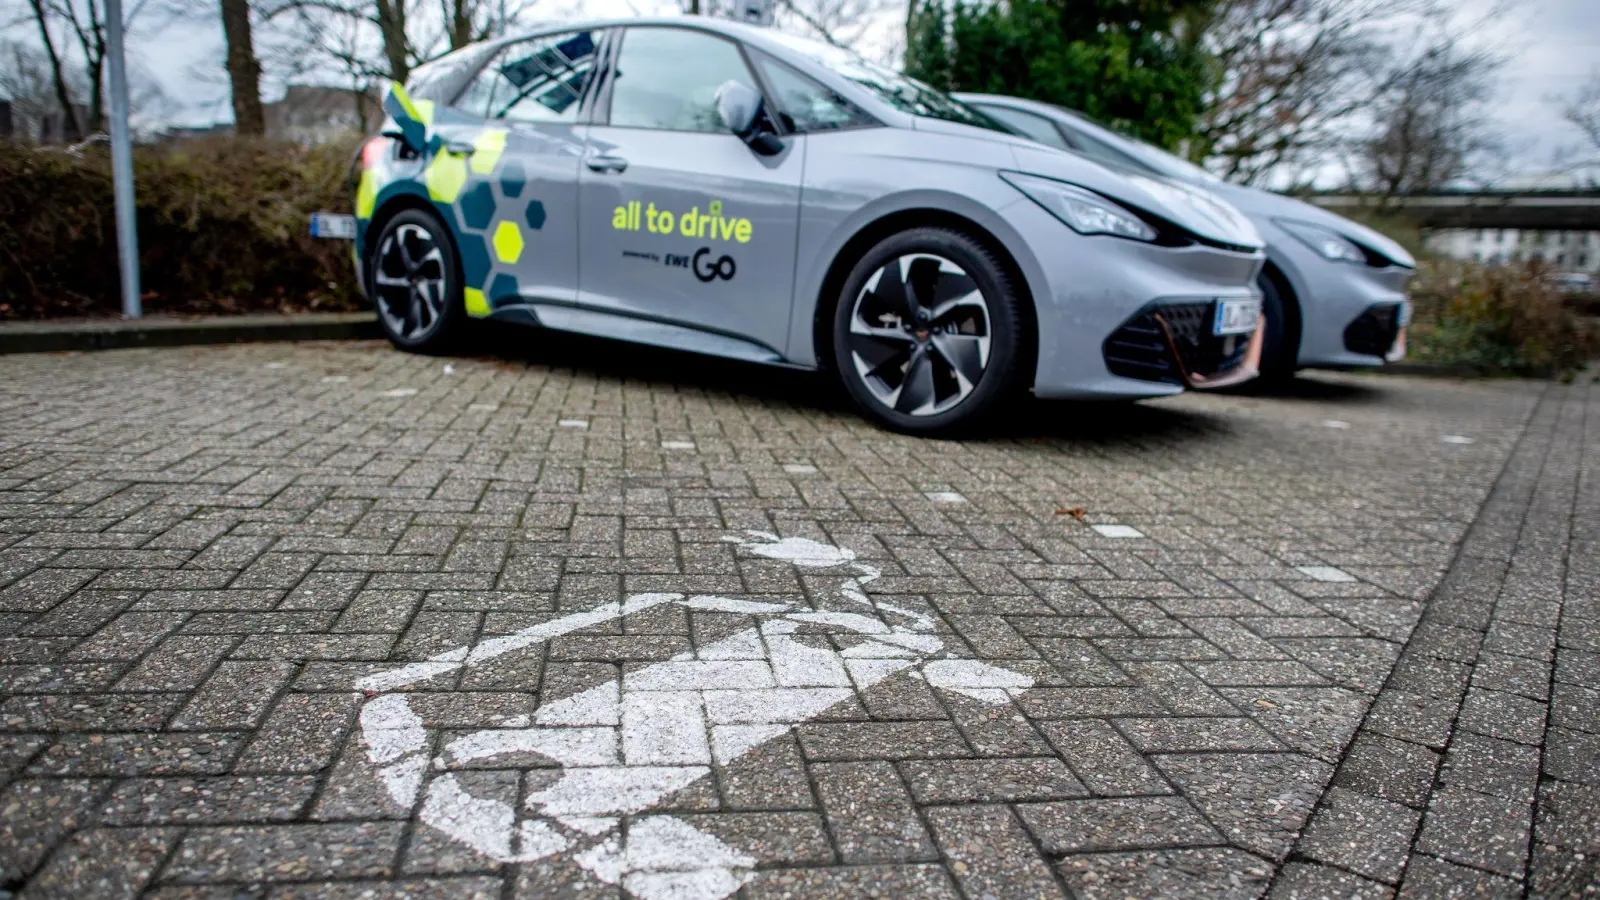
[1054,506,1088,521]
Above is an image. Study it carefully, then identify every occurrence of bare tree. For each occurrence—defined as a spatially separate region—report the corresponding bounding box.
[772,0,894,50]
[1355,41,1500,204]
[21,0,84,135]
[220,0,265,134]
[1194,0,1446,185]
[1561,69,1600,155]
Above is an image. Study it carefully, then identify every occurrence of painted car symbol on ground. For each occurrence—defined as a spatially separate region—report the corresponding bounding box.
[354,532,1035,900]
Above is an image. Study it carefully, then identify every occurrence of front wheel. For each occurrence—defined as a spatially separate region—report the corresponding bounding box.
[368,209,467,354]
[831,228,1028,435]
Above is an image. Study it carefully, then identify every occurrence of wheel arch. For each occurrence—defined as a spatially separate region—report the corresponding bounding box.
[1259,257,1303,366]
[810,207,1039,385]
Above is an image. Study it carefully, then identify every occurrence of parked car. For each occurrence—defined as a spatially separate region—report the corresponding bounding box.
[351,19,1266,433]
[956,94,1417,382]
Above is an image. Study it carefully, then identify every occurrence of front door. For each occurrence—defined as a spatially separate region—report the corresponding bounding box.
[433,28,605,313]
[577,25,804,358]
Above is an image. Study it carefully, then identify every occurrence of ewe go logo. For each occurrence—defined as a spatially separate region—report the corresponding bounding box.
[353,532,1035,900]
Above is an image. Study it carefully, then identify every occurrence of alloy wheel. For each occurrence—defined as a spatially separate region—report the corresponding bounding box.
[847,253,993,416]
[374,223,448,341]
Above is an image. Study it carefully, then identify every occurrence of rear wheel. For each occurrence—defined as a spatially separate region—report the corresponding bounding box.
[368,209,467,353]
[831,228,1027,435]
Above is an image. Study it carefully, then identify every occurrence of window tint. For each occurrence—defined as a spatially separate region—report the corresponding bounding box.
[455,30,602,123]
[1057,122,1151,173]
[751,52,873,132]
[754,30,1007,133]
[608,28,755,133]
[976,105,1068,149]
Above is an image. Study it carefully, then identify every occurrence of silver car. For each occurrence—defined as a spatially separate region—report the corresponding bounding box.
[353,19,1266,433]
[958,94,1417,382]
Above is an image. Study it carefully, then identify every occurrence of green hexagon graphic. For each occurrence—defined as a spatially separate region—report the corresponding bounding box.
[492,220,524,264]
[425,152,468,203]
[470,129,507,175]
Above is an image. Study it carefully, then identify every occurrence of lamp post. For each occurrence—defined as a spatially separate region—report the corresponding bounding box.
[104,0,141,318]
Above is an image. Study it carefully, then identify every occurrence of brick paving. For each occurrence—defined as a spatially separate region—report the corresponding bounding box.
[0,337,1592,899]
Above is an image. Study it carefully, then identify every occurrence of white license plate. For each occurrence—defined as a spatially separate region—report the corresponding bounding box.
[310,213,358,240]
[1214,298,1260,336]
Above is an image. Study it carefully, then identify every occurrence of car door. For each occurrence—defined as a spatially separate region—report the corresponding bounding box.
[575,25,804,359]
[431,29,604,313]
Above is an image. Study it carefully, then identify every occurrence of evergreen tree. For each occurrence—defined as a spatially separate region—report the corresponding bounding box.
[905,0,1210,150]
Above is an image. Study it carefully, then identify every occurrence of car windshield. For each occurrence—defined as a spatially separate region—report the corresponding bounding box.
[1057,108,1219,184]
[758,31,1008,132]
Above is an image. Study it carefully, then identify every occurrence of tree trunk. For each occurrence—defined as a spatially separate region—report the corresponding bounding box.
[375,0,410,83]
[220,0,265,136]
[25,0,82,139]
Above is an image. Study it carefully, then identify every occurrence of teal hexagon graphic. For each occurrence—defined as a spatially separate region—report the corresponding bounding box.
[525,199,546,231]
[501,162,526,198]
[490,272,519,302]
[457,232,492,288]
[460,182,496,231]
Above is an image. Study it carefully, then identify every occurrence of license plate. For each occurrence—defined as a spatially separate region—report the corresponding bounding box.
[310,213,358,240]
[1214,298,1260,336]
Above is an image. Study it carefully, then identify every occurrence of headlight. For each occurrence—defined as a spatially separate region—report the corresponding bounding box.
[1276,219,1366,264]
[1002,172,1158,242]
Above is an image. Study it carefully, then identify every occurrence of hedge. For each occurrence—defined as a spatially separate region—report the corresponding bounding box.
[0,137,365,320]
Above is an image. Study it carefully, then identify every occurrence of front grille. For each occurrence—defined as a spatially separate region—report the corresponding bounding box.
[1103,301,1251,385]
[1344,304,1401,357]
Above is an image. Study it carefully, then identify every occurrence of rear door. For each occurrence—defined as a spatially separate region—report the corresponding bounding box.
[574,25,805,358]
[432,29,605,313]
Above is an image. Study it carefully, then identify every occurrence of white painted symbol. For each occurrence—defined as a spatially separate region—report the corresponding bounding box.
[1296,565,1356,583]
[381,387,418,397]
[661,440,695,450]
[925,491,967,504]
[559,419,589,429]
[1091,524,1145,538]
[1321,419,1351,429]
[1440,434,1475,445]
[353,531,1033,900]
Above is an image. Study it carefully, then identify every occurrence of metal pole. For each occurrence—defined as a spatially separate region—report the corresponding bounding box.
[105,0,141,318]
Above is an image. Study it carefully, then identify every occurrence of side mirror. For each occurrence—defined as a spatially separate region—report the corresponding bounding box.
[715,80,784,157]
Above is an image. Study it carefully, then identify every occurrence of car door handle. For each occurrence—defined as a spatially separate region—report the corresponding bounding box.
[585,154,628,174]
[443,141,476,155]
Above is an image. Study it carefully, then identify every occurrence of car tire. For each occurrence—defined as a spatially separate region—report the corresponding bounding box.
[831,227,1028,435]
[367,209,467,354]
[1254,270,1297,385]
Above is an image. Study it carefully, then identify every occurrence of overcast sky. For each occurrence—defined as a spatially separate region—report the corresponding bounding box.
[55,0,1600,176]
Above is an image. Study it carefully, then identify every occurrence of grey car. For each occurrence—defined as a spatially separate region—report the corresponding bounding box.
[958,94,1417,381]
[352,19,1267,433]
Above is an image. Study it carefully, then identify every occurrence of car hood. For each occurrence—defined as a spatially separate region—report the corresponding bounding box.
[1203,182,1417,269]
[913,118,1264,251]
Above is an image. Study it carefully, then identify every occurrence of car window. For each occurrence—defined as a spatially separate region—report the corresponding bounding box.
[1057,122,1152,173]
[754,30,1007,133]
[750,51,874,132]
[607,28,755,133]
[454,30,603,124]
[975,105,1069,150]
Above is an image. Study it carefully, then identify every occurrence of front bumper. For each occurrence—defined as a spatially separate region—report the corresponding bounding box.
[1011,199,1266,400]
[1104,301,1264,389]
[1271,239,1413,369]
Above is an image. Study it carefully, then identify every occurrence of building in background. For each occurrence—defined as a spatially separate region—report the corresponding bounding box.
[1421,172,1600,274]
[263,85,379,143]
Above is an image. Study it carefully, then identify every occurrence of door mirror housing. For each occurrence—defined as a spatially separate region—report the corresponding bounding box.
[716,80,784,156]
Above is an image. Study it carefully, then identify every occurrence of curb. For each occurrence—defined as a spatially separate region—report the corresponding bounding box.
[0,312,381,355]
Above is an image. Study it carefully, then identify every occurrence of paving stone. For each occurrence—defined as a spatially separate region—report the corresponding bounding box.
[164,822,406,883]
[812,760,936,863]
[1268,861,1394,900]
[1438,732,1541,803]
[1396,854,1521,898]
[1056,847,1274,899]
[926,805,1064,900]
[0,778,108,878]
[1414,787,1534,877]
[743,864,960,899]
[101,776,318,825]
[1298,787,1422,884]
[1016,796,1222,853]
[22,826,178,898]
[1036,719,1169,795]
[901,756,1084,804]
[1333,735,1440,808]
[1154,752,1331,860]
